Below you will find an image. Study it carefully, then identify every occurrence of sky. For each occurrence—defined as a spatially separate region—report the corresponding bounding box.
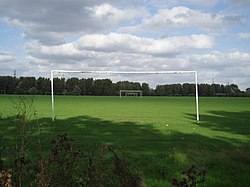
[0,0,250,90]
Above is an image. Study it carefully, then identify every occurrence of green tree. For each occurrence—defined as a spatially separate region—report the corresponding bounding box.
[91,79,113,95]
[182,83,190,96]
[172,84,182,95]
[79,79,86,95]
[132,82,141,90]
[230,84,240,94]
[17,77,36,94]
[165,85,173,96]
[0,76,16,93]
[208,84,216,96]
[142,83,150,96]
[199,84,209,96]
[72,85,81,95]
[246,88,250,96]
[15,85,24,94]
[220,85,227,94]
[54,78,65,94]
[214,84,221,93]
[28,87,38,95]
[102,79,113,95]
[115,81,133,91]
[85,78,94,95]
[149,88,155,96]
[66,78,79,93]
[189,84,196,95]
[36,77,50,94]
[155,85,165,96]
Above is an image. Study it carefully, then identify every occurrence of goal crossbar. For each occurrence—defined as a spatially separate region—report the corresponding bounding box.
[51,70,200,123]
[51,70,197,74]
[120,90,142,98]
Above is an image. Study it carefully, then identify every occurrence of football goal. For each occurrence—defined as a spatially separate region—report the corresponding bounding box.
[120,90,142,98]
[50,70,200,123]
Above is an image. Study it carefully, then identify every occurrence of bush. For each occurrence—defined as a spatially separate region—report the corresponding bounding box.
[172,164,206,187]
[37,133,144,187]
[36,133,81,186]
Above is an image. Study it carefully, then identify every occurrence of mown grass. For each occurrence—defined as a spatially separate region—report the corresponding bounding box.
[0,95,250,186]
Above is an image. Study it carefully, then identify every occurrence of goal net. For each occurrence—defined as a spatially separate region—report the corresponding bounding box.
[50,70,199,122]
[120,90,142,98]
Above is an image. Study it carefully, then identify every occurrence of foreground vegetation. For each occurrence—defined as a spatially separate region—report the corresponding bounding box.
[0,95,250,186]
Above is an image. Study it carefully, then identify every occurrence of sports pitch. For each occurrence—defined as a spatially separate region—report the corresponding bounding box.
[0,95,250,186]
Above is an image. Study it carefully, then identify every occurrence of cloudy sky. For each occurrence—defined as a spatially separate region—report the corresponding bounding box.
[0,0,250,89]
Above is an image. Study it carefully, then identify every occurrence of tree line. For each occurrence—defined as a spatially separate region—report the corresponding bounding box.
[0,76,249,96]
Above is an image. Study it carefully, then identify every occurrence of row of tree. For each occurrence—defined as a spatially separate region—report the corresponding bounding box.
[0,76,249,96]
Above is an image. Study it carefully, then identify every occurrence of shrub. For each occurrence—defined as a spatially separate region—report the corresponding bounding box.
[37,133,144,187]
[36,133,81,187]
[171,164,206,187]
[9,96,43,186]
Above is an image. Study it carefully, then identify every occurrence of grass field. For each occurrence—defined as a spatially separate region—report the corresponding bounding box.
[0,95,250,186]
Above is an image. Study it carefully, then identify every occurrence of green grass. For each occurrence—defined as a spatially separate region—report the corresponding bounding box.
[0,95,250,186]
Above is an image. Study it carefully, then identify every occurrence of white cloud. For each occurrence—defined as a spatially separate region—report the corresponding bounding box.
[23,35,199,76]
[0,1,249,90]
[0,51,16,62]
[25,41,82,59]
[23,33,250,89]
[0,50,27,76]
[74,32,213,56]
[187,50,250,88]
[3,17,26,28]
[119,6,242,33]
[86,3,148,22]
[0,1,147,45]
[189,50,250,67]
[24,33,214,66]
[238,32,250,40]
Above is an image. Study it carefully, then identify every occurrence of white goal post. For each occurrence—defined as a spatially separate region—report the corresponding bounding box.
[120,90,142,98]
[51,70,200,123]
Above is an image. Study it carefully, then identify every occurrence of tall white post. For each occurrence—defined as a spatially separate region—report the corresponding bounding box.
[51,71,55,122]
[195,72,200,123]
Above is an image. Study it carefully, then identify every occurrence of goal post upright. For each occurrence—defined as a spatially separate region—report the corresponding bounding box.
[120,90,142,98]
[50,70,200,123]
[51,70,55,121]
[195,71,199,123]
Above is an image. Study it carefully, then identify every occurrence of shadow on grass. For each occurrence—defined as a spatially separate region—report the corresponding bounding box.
[1,114,250,187]
[186,110,250,135]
